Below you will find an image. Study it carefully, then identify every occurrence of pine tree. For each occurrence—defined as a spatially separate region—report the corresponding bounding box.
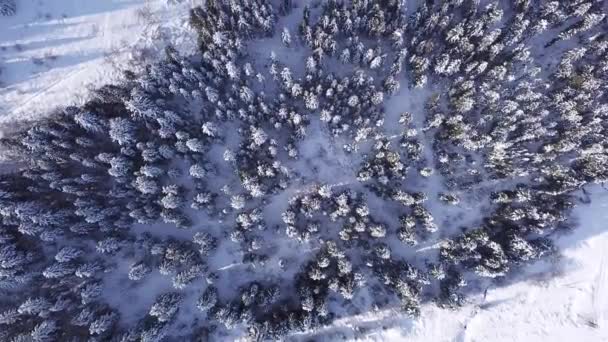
[161,185,184,209]
[80,281,103,304]
[0,308,19,325]
[30,320,57,341]
[186,138,206,153]
[42,262,75,279]
[150,293,183,322]
[72,307,96,326]
[96,237,123,254]
[74,111,106,133]
[54,247,83,263]
[18,297,51,316]
[189,164,207,179]
[89,312,118,335]
[75,262,102,278]
[140,321,169,342]
[134,176,160,194]
[0,1,15,16]
[173,263,205,289]
[281,27,291,47]
[197,286,218,312]
[193,232,217,256]
[109,118,138,146]
[129,262,152,281]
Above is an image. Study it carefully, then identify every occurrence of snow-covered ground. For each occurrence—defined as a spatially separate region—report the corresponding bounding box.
[289,187,608,342]
[354,186,608,342]
[0,0,197,127]
[1,1,608,341]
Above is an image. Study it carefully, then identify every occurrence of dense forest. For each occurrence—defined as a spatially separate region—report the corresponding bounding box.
[0,0,607,340]
[0,0,16,17]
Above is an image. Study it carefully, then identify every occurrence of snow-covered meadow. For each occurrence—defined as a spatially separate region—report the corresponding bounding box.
[0,0,196,126]
[0,0,607,341]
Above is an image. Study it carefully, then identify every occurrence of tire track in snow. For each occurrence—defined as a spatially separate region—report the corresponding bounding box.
[3,5,116,120]
[4,67,86,121]
[591,250,608,327]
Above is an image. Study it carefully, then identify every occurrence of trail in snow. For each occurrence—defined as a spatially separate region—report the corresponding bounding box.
[591,249,608,328]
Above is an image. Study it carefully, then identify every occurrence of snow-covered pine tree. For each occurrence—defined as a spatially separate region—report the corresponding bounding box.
[0,0,16,16]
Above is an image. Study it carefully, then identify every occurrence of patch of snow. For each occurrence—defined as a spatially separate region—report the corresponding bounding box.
[0,0,197,126]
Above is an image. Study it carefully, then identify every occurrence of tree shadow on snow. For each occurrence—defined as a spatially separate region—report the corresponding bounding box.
[0,35,93,55]
[0,51,103,90]
[288,310,415,341]
[0,0,142,32]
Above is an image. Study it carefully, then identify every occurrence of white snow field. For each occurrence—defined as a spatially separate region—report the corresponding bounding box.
[0,0,197,127]
[1,1,608,342]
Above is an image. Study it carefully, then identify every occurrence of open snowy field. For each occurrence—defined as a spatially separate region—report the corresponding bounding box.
[1,1,607,341]
[0,0,197,126]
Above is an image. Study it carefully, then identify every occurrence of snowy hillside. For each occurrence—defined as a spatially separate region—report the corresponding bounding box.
[0,0,607,341]
[0,0,196,126]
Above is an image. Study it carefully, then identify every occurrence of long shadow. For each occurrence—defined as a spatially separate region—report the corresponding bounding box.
[0,0,144,51]
[47,0,144,19]
[0,0,146,91]
[289,311,415,341]
[0,0,143,26]
[0,51,103,88]
[0,35,92,54]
